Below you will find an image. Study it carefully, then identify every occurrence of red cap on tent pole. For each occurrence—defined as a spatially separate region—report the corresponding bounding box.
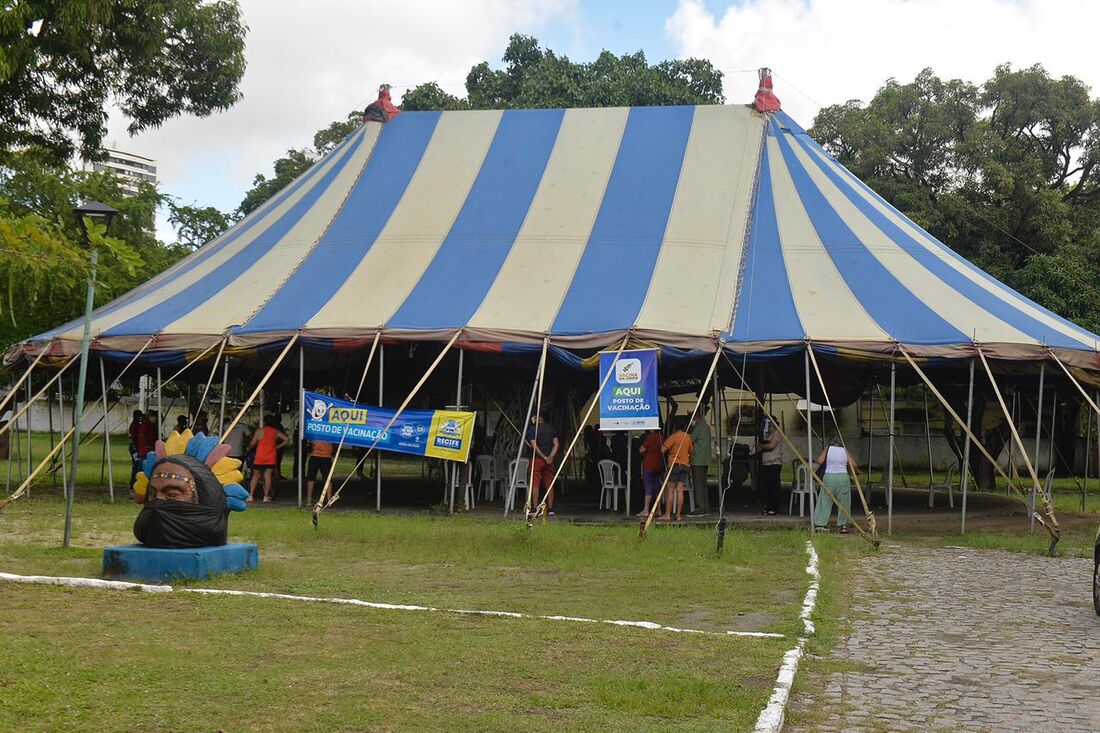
[754,67,782,113]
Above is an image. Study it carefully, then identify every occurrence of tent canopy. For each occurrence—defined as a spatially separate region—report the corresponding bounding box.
[14,104,1100,371]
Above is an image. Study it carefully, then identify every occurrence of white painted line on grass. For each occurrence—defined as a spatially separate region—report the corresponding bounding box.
[0,571,785,640]
[753,540,820,733]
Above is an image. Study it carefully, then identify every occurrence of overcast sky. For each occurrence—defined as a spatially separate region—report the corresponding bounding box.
[105,0,1100,241]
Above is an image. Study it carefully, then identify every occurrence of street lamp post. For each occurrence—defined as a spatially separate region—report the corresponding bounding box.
[64,201,117,548]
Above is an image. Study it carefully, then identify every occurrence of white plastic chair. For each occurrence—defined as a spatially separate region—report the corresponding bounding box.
[789,463,815,517]
[507,458,529,512]
[929,463,956,508]
[476,454,501,501]
[598,459,625,511]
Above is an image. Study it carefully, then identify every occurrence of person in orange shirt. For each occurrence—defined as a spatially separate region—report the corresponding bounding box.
[637,428,665,517]
[305,438,335,506]
[660,417,693,521]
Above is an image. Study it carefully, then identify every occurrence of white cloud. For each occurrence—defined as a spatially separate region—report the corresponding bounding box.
[666,0,1100,125]
[102,0,577,238]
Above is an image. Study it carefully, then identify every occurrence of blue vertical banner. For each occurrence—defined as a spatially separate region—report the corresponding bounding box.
[598,348,659,431]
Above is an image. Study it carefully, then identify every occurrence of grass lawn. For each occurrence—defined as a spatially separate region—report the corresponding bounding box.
[0,496,844,731]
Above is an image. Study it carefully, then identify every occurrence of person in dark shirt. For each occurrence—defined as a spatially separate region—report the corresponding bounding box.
[524,415,559,516]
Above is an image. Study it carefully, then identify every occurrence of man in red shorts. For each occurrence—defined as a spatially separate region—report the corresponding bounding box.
[525,414,559,517]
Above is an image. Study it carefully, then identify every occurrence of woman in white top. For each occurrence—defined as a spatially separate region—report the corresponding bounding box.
[812,436,860,534]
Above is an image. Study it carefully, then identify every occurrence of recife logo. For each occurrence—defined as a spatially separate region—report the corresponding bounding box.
[433,418,465,450]
[615,358,642,385]
[309,399,329,421]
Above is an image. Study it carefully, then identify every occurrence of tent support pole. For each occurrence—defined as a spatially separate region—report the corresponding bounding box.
[540,336,630,522]
[297,345,304,509]
[100,357,113,503]
[888,362,896,536]
[505,338,547,517]
[2,336,153,513]
[156,368,163,437]
[0,357,78,444]
[314,332,381,515]
[58,379,67,492]
[807,346,876,538]
[377,343,384,512]
[722,351,878,546]
[6,378,13,492]
[866,385,874,486]
[450,348,464,514]
[223,335,300,439]
[1084,389,1093,512]
[193,338,228,427]
[1031,363,1044,532]
[961,358,975,533]
[47,377,55,489]
[1047,389,1057,485]
[804,347,813,528]
[0,345,52,419]
[218,358,229,435]
[977,349,1059,546]
[523,338,551,518]
[712,372,722,514]
[924,388,934,491]
[26,375,32,488]
[641,343,722,537]
[319,332,459,518]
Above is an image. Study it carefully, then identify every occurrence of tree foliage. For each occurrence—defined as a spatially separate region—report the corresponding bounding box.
[167,200,234,249]
[0,152,185,346]
[239,35,724,215]
[237,112,360,217]
[810,64,1100,333]
[0,0,247,165]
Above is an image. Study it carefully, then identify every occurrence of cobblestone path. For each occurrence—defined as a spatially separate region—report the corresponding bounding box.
[789,545,1100,732]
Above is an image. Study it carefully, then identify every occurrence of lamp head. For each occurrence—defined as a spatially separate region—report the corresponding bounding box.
[74,200,119,237]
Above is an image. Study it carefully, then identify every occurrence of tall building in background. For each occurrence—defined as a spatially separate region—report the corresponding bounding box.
[82,143,157,196]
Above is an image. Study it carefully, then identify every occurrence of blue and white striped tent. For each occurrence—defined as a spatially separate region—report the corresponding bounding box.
[16,105,1100,371]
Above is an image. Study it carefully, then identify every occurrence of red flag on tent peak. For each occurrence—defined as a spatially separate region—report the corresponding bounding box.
[754,68,781,113]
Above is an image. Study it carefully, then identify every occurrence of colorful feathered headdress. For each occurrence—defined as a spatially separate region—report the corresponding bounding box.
[132,429,249,512]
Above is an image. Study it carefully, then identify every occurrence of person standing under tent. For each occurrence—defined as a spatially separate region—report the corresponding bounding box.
[192,410,209,436]
[759,414,783,515]
[525,414,559,516]
[305,437,335,507]
[637,427,664,517]
[248,415,289,504]
[224,422,246,463]
[660,417,693,521]
[128,410,155,489]
[689,406,712,514]
[813,436,860,534]
[172,414,189,438]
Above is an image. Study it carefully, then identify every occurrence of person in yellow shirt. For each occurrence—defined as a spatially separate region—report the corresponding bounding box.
[660,417,694,521]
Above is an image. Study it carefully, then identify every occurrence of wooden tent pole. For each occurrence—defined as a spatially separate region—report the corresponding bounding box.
[0,357,78,443]
[1031,364,1045,532]
[222,334,300,439]
[535,336,631,521]
[192,337,228,427]
[960,358,975,533]
[319,332,461,517]
[504,338,548,517]
[640,344,723,537]
[314,332,381,513]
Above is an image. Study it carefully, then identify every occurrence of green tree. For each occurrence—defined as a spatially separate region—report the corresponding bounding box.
[237,112,360,217]
[239,35,723,215]
[0,0,247,166]
[167,200,234,249]
[810,64,1100,332]
[0,152,179,346]
[811,64,1100,486]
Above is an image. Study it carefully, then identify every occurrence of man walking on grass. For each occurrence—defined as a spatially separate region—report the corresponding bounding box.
[526,414,559,517]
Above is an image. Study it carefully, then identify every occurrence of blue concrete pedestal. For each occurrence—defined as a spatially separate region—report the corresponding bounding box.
[102,543,259,583]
